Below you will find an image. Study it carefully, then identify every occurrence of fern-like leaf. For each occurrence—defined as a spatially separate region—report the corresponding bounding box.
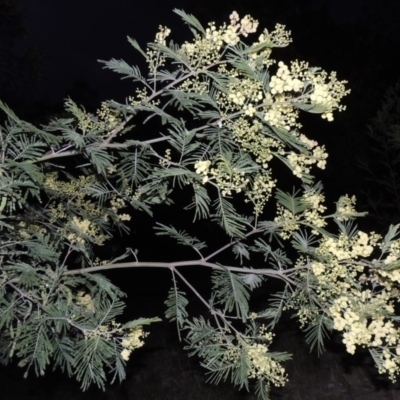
[211,269,250,322]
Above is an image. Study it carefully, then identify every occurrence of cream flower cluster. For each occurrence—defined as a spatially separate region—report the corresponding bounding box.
[180,11,258,66]
[317,231,375,261]
[194,159,276,214]
[336,195,358,221]
[246,23,292,69]
[298,222,400,382]
[288,60,350,121]
[96,102,123,130]
[371,239,400,288]
[310,84,335,121]
[227,117,282,166]
[155,25,171,45]
[45,173,105,221]
[302,190,327,230]
[17,220,47,240]
[259,23,292,48]
[147,25,171,74]
[109,196,131,221]
[194,159,212,184]
[67,217,89,243]
[75,290,95,312]
[209,164,250,196]
[83,321,148,363]
[286,143,328,179]
[120,327,148,361]
[67,216,102,244]
[244,171,276,215]
[226,77,264,110]
[329,293,400,381]
[246,343,287,387]
[244,326,287,387]
[229,11,258,38]
[269,62,304,94]
[263,59,349,129]
[178,76,209,95]
[274,206,300,239]
[383,240,400,266]
[69,100,122,133]
[263,93,301,131]
[159,148,172,167]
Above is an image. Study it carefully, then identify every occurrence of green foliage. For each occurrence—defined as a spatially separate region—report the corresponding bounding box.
[212,269,251,322]
[1,8,400,400]
[164,277,189,341]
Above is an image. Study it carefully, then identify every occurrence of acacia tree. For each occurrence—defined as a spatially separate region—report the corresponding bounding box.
[1,10,400,400]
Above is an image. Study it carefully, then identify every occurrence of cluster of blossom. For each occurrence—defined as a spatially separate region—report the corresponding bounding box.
[286,147,327,179]
[335,194,359,221]
[45,172,103,218]
[245,23,292,70]
[45,172,93,198]
[274,206,301,239]
[67,216,104,245]
[72,101,122,133]
[44,174,131,242]
[16,220,47,240]
[244,326,287,387]
[373,244,400,294]
[110,195,131,221]
[158,148,172,167]
[291,209,400,382]
[292,61,350,120]
[229,11,258,38]
[194,159,212,184]
[128,87,149,106]
[216,322,288,390]
[81,319,148,363]
[244,171,276,215]
[75,290,95,312]
[269,62,304,94]
[155,25,171,45]
[317,231,376,261]
[194,158,250,195]
[96,102,123,130]
[120,326,148,361]
[301,189,327,230]
[227,118,283,168]
[147,25,171,74]
[246,343,287,387]
[383,239,400,266]
[178,76,209,94]
[179,12,257,66]
[226,77,264,109]
[262,61,349,128]
[194,159,275,214]
[329,292,400,381]
[256,23,292,48]
[263,93,302,131]
[43,173,108,244]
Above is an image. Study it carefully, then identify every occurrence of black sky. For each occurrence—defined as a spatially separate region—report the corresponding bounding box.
[17,0,189,105]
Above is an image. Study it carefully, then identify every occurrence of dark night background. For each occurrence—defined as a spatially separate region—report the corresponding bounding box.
[1,0,400,399]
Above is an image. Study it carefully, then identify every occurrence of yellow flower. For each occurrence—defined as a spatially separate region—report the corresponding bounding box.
[121,349,131,361]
